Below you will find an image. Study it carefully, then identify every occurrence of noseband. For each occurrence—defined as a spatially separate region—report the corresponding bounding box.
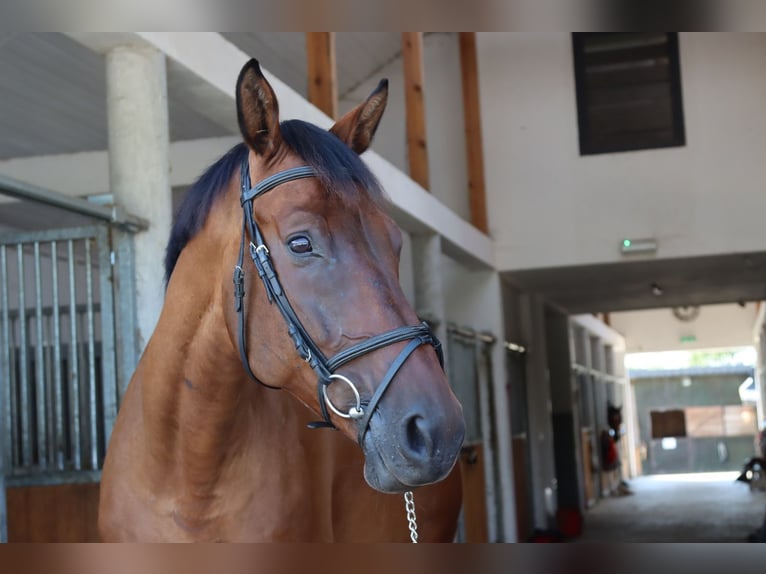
[233,159,444,444]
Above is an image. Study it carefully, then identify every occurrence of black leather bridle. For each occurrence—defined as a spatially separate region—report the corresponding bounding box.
[233,159,444,445]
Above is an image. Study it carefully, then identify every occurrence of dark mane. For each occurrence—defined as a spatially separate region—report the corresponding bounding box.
[164,119,384,282]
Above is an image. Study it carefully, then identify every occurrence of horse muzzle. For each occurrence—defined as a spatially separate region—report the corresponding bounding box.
[360,405,465,493]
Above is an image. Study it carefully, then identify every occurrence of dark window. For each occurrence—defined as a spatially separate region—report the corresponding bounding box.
[650,409,687,439]
[573,33,686,155]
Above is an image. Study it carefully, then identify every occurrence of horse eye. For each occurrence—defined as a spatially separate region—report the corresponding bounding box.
[288,236,313,254]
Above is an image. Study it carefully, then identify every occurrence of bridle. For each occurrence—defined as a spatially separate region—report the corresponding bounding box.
[233,158,444,445]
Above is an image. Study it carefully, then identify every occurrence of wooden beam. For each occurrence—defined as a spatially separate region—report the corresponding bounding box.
[459,32,488,234]
[402,32,430,191]
[306,32,337,119]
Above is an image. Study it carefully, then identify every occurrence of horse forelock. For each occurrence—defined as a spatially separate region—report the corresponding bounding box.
[279,119,385,207]
[164,119,385,284]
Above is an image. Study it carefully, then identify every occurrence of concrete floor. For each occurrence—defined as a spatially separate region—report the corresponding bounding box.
[578,472,766,542]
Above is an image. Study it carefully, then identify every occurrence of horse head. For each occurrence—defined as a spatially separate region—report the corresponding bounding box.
[227,59,465,493]
[607,403,622,432]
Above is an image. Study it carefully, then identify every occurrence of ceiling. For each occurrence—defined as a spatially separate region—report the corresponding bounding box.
[0,33,406,161]
[0,33,231,160]
[222,33,403,100]
[504,251,766,314]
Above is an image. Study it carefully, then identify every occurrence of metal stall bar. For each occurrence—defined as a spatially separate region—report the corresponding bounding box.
[475,335,500,542]
[1,246,11,470]
[504,340,527,355]
[111,228,138,401]
[67,239,81,470]
[43,311,54,468]
[84,239,98,470]
[571,363,626,384]
[16,245,31,469]
[51,241,64,470]
[33,242,47,467]
[97,227,117,454]
[0,174,147,232]
[77,310,87,464]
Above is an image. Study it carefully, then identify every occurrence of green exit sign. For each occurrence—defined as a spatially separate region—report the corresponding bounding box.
[680,335,697,343]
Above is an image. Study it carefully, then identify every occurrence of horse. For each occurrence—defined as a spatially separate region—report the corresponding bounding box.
[97,59,465,542]
[601,404,632,496]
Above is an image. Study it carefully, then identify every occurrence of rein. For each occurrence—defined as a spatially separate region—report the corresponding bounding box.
[233,159,445,445]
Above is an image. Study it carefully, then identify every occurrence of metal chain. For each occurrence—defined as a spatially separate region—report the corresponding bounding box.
[404,490,418,543]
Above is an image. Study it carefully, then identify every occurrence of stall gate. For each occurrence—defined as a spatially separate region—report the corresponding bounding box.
[0,224,136,541]
[447,326,500,543]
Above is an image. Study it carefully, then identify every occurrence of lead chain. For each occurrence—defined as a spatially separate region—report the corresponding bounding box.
[404,490,418,543]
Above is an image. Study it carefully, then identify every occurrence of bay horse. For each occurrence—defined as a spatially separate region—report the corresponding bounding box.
[97,59,465,542]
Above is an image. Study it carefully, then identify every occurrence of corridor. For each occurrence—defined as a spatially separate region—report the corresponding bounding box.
[578,472,766,542]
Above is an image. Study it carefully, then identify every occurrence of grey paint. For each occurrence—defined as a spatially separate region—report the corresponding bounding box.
[505,251,766,314]
[223,33,404,101]
[0,33,230,160]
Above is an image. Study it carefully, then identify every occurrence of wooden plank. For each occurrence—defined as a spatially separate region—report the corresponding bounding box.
[459,33,488,234]
[0,472,5,542]
[306,33,337,119]
[401,32,429,190]
[6,482,100,542]
[459,444,488,542]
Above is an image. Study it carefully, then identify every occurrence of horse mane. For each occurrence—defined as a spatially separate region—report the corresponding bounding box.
[164,119,384,283]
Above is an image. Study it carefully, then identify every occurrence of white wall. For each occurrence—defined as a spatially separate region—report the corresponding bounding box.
[340,33,471,222]
[441,252,517,541]
[477,33,766,272]
[610,302,760,353]
[753,304,766,428]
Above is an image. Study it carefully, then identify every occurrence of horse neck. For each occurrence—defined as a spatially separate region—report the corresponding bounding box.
[143,283,319,508]
[137,213,308,502]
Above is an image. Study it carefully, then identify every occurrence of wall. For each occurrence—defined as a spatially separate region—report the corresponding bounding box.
[752,304,766,428]
[611,303,760,353]
[340,33,471,223]
[632,371,758,473]
[441,252,517,541]
[477,33,766,272]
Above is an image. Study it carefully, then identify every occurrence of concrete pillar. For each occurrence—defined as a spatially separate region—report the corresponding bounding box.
[758,326,766,430]
[106,46,171,352]
[411,233,448,355]
[546,308,584,516]
[481,271,518,542]
[519,292,557,529]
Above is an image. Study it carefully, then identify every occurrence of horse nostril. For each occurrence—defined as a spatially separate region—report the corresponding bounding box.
[405,415,433,459]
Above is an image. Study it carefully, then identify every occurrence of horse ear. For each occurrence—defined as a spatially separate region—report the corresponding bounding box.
[236,59,282,157]
[330,79,388,154]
